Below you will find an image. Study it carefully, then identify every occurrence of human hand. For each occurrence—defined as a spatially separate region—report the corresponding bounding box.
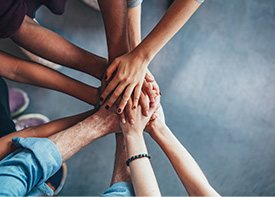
[144,105,166,137]
[95,102,120,134]
[100,51,149,113]
[120,95,160,136]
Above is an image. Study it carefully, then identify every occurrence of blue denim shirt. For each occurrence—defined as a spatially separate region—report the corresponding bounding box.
[0,137,62,196]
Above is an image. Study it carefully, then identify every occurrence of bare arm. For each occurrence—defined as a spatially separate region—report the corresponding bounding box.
[145,106,219,196]
[100,0,201,111]
[0,109,96,161]
[11,15,107,80]
[120,95,161,196]
[0,50,99,105]
[48,104,120,162]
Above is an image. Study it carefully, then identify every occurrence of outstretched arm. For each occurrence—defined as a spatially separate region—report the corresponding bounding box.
[145,106,219,196]
[11,15,108,80]
[0,104,119,196]
[120,95,161,196]
[0,109,96,161]
[0,50,99,105]
[100,0,202,111]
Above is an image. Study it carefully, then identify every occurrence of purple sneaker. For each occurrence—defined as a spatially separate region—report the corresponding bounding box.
[9,88,30,118]
[14,114,49,131]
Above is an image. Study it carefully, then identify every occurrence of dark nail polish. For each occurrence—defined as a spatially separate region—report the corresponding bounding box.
[118,108,121,113]
[105,75,107,80]
[100,97,104,101]
[133,106,136,109]
[159,92,162,96]
[105,105,109,110]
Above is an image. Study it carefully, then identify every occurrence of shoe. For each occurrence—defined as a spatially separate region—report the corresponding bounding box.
[14,113,50,131]
[9,88,30,118]
[82,0,100,11]
[46,163,67,195]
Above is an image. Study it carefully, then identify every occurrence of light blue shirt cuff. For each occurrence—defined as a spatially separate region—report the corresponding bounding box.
[0,137,62,196]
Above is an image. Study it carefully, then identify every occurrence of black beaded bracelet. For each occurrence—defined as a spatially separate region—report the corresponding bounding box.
[126,153,151,166]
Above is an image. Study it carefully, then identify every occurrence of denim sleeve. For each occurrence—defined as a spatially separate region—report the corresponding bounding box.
[0,137,62,196]
[127,0,143,9]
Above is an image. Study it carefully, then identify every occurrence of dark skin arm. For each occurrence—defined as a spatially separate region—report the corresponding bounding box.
[11,15,108,80]
[0,50,99,105]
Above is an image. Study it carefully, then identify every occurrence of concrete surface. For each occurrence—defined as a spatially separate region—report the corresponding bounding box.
[0,0,274,195]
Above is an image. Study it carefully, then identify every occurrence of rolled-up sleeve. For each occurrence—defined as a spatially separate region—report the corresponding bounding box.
[0,137,62,196]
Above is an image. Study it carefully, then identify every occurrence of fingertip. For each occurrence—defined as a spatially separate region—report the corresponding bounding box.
[121,118,126,124]
[130,119,135,125]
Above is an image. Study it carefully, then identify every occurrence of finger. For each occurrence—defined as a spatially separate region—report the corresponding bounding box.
[148,95,161,116]
[106,83,127,111]
[125,99,135,125]
[117,85,135,113]
[143,81,155,102]
[119,111,126,124]
[106,59,119,81]
[139,92,149,117]
[132,83,142,109]
[100,77,120,105]
[145,72,154,82]
[152,81,160,95]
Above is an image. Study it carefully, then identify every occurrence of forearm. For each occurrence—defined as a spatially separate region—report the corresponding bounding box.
[133,0,202,63]
[49,111,118,162]
[0,109,96,161]
[98,0,130,62]
[11,15,107,79]
[124,132,161,196]
[0,51,99,105]
[127,5,141,50]
[151,126,219,196]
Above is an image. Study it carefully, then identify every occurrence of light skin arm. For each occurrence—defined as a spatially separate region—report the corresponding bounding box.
[0,50,99,105]
[11,15,108,80]
[145,106,220,196]
[48,104,119,162]
[100,0,202,110]
[120,95,161,196]
[0,109,96,161]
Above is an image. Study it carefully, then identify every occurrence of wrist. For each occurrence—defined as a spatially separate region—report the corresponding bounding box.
[132,45,154,65]
[150,124,169,141]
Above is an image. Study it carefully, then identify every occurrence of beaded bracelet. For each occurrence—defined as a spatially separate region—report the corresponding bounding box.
[126,153,151,166]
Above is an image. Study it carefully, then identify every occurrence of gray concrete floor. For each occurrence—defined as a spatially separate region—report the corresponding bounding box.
[0,0,275,195]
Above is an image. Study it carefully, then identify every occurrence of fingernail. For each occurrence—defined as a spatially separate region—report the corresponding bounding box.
[133,106,136,109]
[145,111,149,116]
[117,108,121,113]
[100,97,104,102]
[122,118,126,124]
[130,119,135,125]
[160,92,162,96]
[105,75,107,80]
[105,105,109,110]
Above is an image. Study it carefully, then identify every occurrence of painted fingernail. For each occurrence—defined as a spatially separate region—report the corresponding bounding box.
[133,106,136,109]
[160,92,162,96]
[117,108,121,113]
[130,119,135,125]
[105,75,107,80]
[100,97,104,102]
[122,118,126,124]
[105,105,109,110]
